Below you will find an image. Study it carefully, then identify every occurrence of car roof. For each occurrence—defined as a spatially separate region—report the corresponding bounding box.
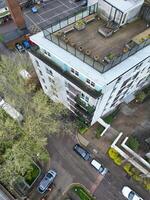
[91,159,101,169]
[39,172,53,189]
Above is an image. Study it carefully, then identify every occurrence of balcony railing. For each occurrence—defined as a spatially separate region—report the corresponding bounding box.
[75,95,96,115]
[29,47,102,98]
[43,5,150,73]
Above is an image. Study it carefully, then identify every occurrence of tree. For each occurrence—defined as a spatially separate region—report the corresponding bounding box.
[0,53,72,186]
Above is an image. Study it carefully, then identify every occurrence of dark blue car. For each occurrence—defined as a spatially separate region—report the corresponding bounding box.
[73,144,91,160]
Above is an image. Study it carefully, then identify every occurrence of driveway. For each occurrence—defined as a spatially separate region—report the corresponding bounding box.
[47,135,103,199]
[28,134,149,200]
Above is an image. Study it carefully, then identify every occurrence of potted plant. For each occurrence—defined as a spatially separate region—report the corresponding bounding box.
[74,19,86,31]
[94,55,99,61]
[78,46,84,52]
[70,41,75,47]
[55,31,62,37]
[85,49,91,55]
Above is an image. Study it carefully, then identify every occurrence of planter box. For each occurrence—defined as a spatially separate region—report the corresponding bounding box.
[74,24,86,31]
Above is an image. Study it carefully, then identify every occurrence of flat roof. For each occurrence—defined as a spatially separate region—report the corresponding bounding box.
[30,30,150,86]
[59,17,147,63]
[104,0,144,12]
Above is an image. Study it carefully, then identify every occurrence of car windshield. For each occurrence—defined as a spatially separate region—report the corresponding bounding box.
[99,165,104,172]
[128,191,135,200]
[47,173,53,179]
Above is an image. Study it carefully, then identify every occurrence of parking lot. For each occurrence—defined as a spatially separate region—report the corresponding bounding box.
[23,0,84,32]
[30,134,149,200]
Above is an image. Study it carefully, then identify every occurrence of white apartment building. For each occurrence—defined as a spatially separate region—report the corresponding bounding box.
[28,0,150,125]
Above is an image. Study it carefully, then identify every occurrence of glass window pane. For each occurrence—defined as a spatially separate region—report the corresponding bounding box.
[52,23,60,32]
[76,12,82,20]
[60,19,68,28]
[68,16,75,24]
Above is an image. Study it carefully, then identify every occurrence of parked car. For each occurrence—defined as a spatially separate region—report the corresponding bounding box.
[122,186,143,200]
[22,40,31,49]
[73,144,91,160]
[15,43,25,53]
[37,170,57,194]
[90,159,108,175]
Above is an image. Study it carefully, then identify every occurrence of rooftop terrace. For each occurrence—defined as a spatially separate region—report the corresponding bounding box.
[64,18,147,62]
[43,5,150,73]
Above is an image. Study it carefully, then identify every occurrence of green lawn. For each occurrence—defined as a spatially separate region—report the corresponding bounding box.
[24,163,40,186]
[103,109,119,124]
[72,185,95,200]
[95,125,105,138]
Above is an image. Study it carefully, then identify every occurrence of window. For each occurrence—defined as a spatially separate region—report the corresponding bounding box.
[121,78,131,88]
[53,92,58,97]
[49,77,55,84]
[75,71,79,76]
[39,70,43,76]
[86,79,90,84]
[132,72,139,79]
[91,82,95,87]
[44,50,51,57]
[71,68,79,77]
[71,68,75,73]
[86,78,95,87]
[47,52,51,57]
[81,93,85,99]
[65,81,68,87]
[122,13,127,24]
[46,67,53,76]
[42,78,45,83]
[44,85,47,89]
[35,60,40,67]
[116,76,122,83]
[134,62,143,71]
[85,96,89,102]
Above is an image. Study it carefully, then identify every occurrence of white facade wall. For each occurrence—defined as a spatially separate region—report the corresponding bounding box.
[29,52,97,114]
[98,0,144,25]
[29,45,150,125]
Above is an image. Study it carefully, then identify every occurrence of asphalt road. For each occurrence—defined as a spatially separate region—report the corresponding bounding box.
[34,135,149,200]
[47,135,101,200]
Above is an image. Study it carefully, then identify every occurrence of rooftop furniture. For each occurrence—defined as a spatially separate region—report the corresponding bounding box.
[84,13,96,24]
[63,24,75,34]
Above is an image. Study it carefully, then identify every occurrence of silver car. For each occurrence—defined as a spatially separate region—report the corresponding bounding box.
[37,170,57,193]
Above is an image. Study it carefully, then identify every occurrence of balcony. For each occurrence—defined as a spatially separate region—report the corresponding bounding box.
[29,47,102,98]
[75,95,96,115]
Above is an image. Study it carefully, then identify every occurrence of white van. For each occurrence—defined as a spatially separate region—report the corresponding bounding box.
[91,159,108,175]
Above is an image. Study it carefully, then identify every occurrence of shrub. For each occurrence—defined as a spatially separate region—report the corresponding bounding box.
[108,148,119,160]
[103,109,119,124]
[123,163,133,176]
[132,174,142,182]
[24,163,40,186]
[143,179,150,191]
[126,136,140,151]
[135,91,146,103]
[113,156,123,166]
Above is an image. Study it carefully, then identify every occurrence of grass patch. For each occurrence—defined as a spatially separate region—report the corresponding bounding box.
[126,136,140,151]
[24,163,40,186]
[76,118,89,135]
[95,125,105,139]
[72,185,95,200]
[103,109,119,124]
[79,126,89,135]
